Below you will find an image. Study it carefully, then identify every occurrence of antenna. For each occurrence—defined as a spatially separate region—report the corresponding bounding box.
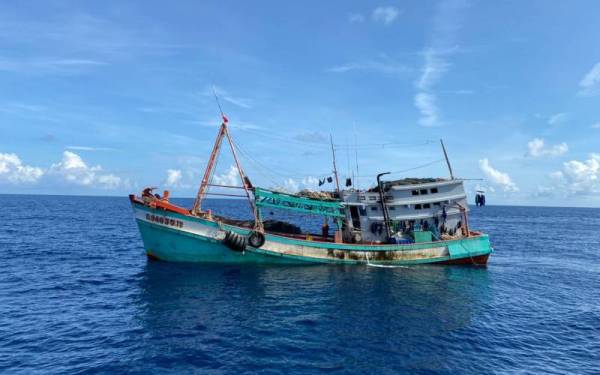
[330,134,341,195]
[440,139,454,180]
[353,123,360,190]
[211,85,228,123]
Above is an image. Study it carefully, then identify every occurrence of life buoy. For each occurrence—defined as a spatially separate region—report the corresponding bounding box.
[248,231,266,248]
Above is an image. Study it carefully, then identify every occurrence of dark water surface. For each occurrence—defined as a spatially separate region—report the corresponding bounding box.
[1,195,599,374]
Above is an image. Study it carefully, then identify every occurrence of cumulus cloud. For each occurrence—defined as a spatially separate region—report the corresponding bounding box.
[527,138,568,158]
[371,6,401,25]
[275,176,321,193]
[579,62,600,96]
[49,151,121,189]
[0,153,44,184]
[479,158,519,192]
[550,154,600,195]
[165,169,182,187]
[213,165,241,186]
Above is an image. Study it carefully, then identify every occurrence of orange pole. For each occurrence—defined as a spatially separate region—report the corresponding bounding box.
[192,123,226,214]
[224,126,263,232]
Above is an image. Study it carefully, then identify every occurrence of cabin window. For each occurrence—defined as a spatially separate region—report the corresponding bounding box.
[430,187,438,194]
[385,195,393,201]
[412,190,419,196]
[389,206,396,210]
[359,207,367,216]
[415,204,422,210]
[368,196,377,201]
[359,195,365,201]
[423,203,431,209]
[433,202,441,207]
[420,189,428,195]
[371,206,378,211]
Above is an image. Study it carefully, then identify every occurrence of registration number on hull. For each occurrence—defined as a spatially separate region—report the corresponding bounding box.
[146,213,184,228]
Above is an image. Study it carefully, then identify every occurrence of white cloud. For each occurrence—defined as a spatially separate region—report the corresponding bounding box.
[579,62,600,95]
[548,113,568,125]
[479,158,519,192]
[165,169,182,187]
[0,57,107,75]
[413,0,467,127]
[527,138,568,158]
[414,49,448,127]
[591,122,600,129]
[213,165,241,186]
[348,13,365,23]
[205,85,252,109]
[416,49,450,91]
[550,154,600,195]
[293,132,328,143]
[66,146,114,151]
[195,119,261,130]
[49,151,121,189]
[0,153,44,184]
[414,92,439,127]
[275,176,320,193]
[282,178,300,192]
[372,7,400,25]
[327,59,408,75]
[302,176,320,187]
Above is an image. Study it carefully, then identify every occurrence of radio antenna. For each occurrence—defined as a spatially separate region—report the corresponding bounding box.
[211,85,226,121]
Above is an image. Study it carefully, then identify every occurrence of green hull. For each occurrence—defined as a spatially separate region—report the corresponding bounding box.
[133,203,493,266]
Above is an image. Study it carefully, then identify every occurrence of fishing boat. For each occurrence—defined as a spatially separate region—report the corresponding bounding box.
[130,116,493,266]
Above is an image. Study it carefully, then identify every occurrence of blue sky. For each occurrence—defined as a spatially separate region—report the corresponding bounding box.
[1,0,600,206]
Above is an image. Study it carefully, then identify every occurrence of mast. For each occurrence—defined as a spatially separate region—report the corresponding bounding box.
[192,117,258,229]
[440,139,454,180]
[330,134,341,195]
[377,172,392,239]
[192,120,227,214]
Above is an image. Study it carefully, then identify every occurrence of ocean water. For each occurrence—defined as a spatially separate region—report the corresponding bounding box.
[1,195,599,374]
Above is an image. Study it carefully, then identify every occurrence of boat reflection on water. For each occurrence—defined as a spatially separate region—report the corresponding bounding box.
[133,262,491,371]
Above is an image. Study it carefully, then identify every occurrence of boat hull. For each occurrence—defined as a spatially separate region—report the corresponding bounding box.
[132,203,493,266]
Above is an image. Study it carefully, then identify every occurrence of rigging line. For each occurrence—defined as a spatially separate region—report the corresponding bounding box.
[230,140,281,187]
[354,159,445,178]
[236,128,332,149]
[211,85,225,118]
[233,139,295,179]
[238,126,436,150]
[333,140,437,149]
[232,138,332,179]
[231,138,325,191]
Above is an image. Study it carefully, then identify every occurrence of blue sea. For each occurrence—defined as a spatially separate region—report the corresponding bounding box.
[1,195,599,374]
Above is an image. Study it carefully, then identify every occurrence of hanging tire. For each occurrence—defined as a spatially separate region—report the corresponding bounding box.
[248,231,266,248]
[222,230,247,252]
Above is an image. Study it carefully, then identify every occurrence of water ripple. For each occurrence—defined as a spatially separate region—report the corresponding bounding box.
[1,196,599,373]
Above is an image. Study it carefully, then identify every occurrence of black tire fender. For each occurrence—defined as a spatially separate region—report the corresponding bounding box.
[248,231,266,248]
